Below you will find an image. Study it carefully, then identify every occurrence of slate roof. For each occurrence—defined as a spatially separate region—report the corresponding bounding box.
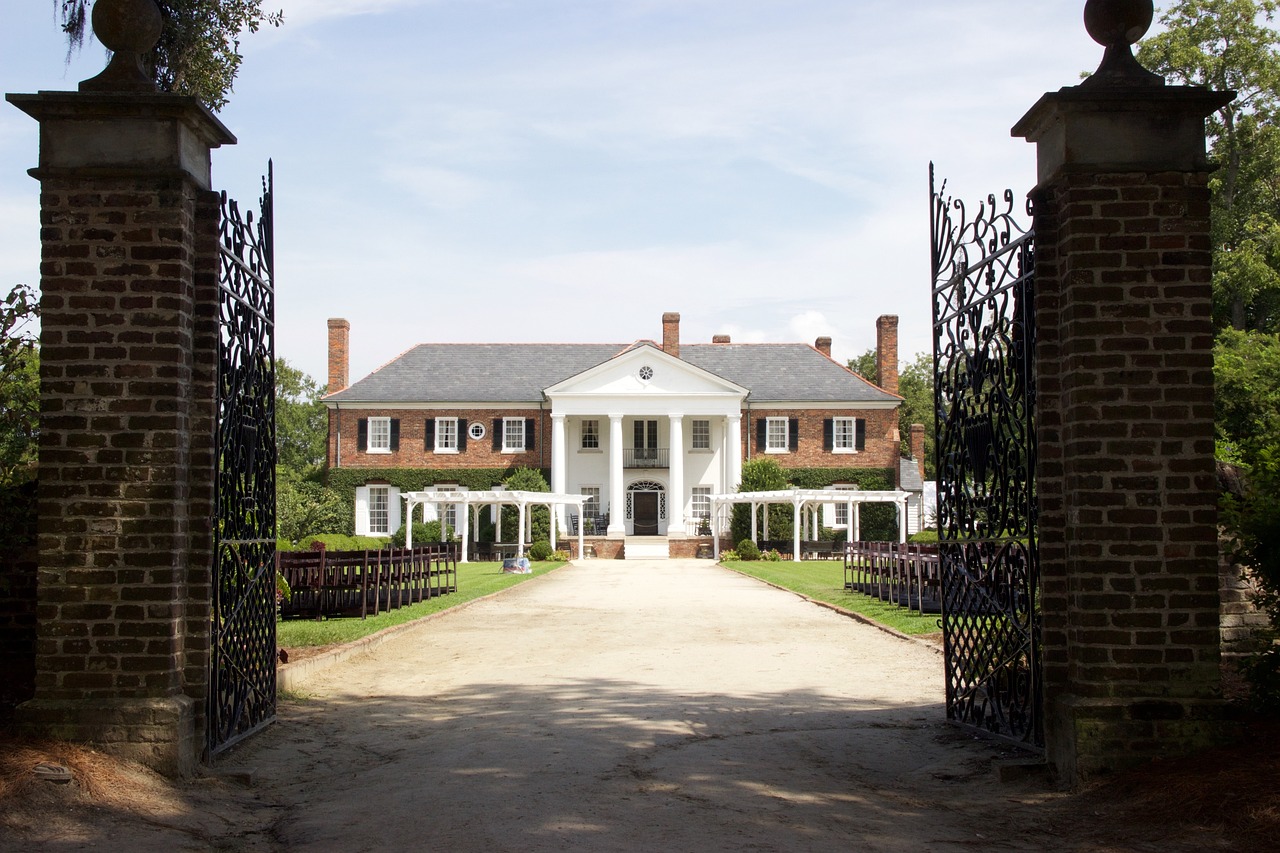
[325,341,899,405]
[899,457,925,494]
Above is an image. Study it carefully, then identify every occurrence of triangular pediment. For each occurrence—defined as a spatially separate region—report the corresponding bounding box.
[545,342,746,399]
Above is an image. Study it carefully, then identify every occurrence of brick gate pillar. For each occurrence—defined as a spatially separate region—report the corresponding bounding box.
[1012,2,1234,781]
[5,0,235,774]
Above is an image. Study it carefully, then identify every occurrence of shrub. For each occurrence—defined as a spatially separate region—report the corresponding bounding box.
[736,539,761,561]
[299,533,389,552]
[719,548,739,561]
[529,541,553,561]
[761,549,783,562]
[551,550,571,562]
[908,529,939,544]
[391,520,451,547]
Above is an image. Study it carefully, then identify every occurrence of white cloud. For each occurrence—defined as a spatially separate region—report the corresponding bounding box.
[277,0,435,27]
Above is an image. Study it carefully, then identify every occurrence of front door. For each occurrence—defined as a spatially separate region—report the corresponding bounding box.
[633,492,659,535]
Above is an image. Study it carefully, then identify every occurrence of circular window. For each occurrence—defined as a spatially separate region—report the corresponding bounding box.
[468,422,486,440]
[638,365,654,381]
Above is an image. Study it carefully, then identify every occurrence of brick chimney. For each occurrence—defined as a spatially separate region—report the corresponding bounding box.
[910,423,926,481]
[815,336,832,359]
[328,318,350,393]
[712,334,731,344]
[876,315,899,395]
[662,312,681,358]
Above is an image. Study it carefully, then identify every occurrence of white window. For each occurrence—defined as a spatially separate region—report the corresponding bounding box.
[833,417,857,453]
[369,487,390,534]
[581,419,599,450]
[766,417,789,452]
[355,484,401,537]
[436,484,458,533]
[691,486,712,523]
[503,418,526,452]
[579,486,603,533]
[468,421,486,441]
[368,416,391,453]
[831,485,854,527]
[436,417,458,453]
[691,419,710,450]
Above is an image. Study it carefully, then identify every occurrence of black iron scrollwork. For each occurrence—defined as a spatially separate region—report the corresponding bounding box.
[209,164,277,758]
[930,164,1042,750]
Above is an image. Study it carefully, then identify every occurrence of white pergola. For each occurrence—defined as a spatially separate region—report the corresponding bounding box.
[402,489,592,561]
[708,488,912,561]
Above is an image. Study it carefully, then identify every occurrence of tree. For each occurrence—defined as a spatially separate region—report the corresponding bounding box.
[1139,0,1280,332]
[850,348,936,478]
[847,349,878,383]
[276,478,350,543]
[58,1,283,111]
[1215,329,1280,709]
[275,358,328,481]
[897,353,935,479]
[0,285,40,489]
[502,467,554,544]
[730,458,790,546]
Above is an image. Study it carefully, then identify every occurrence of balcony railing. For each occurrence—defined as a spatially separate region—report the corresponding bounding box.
[624,447,669,468]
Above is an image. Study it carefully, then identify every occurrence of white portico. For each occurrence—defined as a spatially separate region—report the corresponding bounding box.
[544,343,746,540]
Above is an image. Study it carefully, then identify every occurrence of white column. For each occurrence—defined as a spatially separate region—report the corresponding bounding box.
[405,498,416,548]
[726,414,743,491]
[608,414,625,537]
[460,501,470,562]
[551,414,567,533]
[792,498,801,562]
[577,500,585,559]
[549,501,557,551]
[853,503,861,542]
[667,414,685,536]
[517,502,526,558]
[900,498,909,543]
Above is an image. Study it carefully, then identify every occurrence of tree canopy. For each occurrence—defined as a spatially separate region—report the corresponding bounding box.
[0,285,40,489]
[274,358,328,481]
[1140,0,1280,332]
[58,0,282,111]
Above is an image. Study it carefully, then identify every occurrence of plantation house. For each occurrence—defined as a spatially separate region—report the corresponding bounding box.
[323,312,925,556]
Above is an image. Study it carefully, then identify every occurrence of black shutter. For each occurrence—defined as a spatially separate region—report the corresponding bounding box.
[358,418,368,451]
[756,418,766,451]
[424,418,435,452]
[458,419,467,451]
[788,418,799,451]
[526,418,536,450]
[493,419,502,451]
[823,418,833,451]
[390,419,400,451]
[634,420,644,449]
[855,418,866,451]
[647,420,657,450]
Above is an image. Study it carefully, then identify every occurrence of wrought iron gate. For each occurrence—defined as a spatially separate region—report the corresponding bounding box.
[208,165,277,758]
[929,165,1042,750]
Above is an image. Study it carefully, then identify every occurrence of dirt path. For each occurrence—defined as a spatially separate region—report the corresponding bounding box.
[2,560,1256,851]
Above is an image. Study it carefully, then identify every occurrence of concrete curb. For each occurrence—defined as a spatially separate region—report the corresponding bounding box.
[276,563,571,693]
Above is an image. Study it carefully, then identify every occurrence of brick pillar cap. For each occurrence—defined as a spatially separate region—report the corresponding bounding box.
[1012,85,1233,184]
[328,318,350,329]
[7,91,236,189]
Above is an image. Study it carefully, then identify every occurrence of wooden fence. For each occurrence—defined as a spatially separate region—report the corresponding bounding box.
[843,542,941,615]
[277,544,458,620]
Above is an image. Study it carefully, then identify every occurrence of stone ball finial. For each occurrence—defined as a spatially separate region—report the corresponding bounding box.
[1084,0,1154,48]
[79,0,163,93]
[1081,0,1163,89]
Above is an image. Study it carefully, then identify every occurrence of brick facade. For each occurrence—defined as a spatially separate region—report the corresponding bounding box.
[329,406,900,478]
[741,408,900,472]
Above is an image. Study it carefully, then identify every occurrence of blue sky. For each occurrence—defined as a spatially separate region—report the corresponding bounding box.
[3,1,1104,384]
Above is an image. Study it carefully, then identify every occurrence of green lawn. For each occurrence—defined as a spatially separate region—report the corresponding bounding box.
[721,560,942,637]
[277,560,566,648]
